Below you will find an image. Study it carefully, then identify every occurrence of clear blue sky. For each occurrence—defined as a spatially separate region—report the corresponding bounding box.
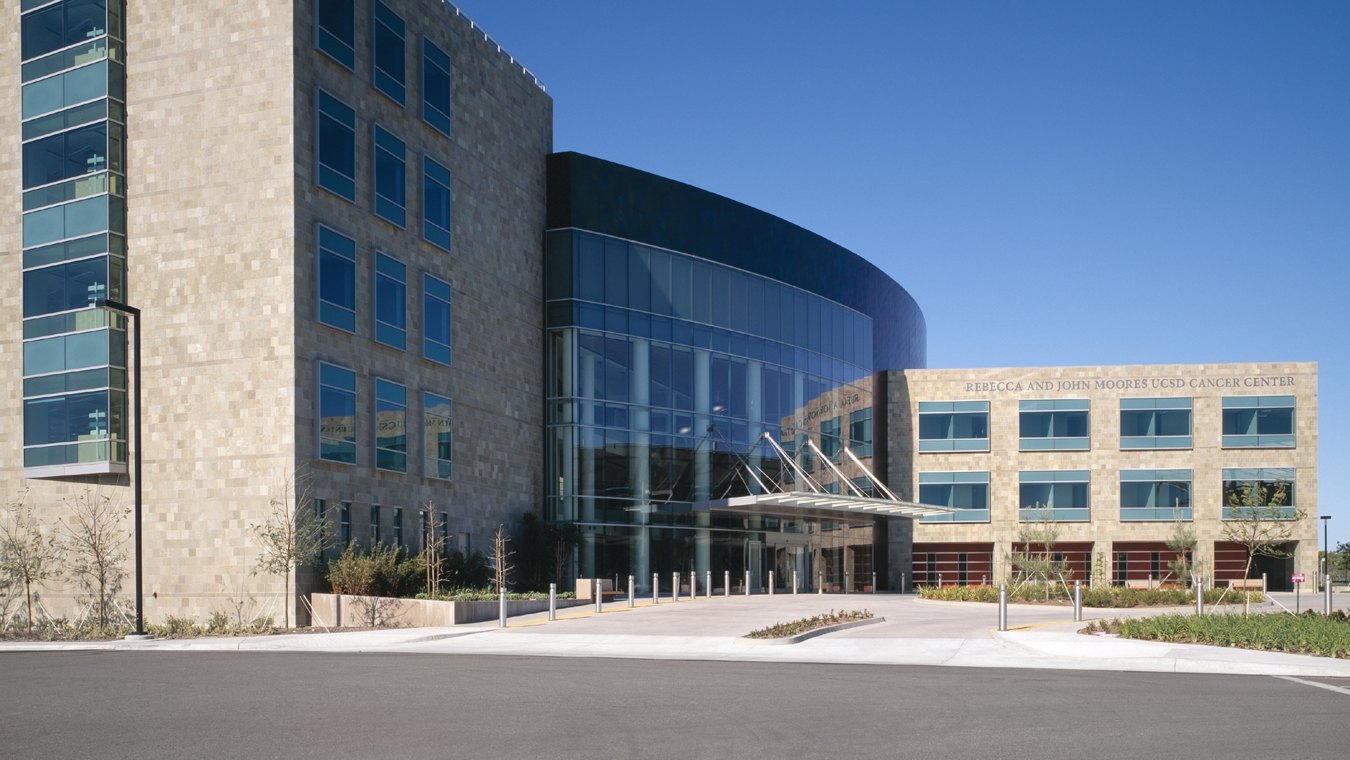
[453,0,1350,547]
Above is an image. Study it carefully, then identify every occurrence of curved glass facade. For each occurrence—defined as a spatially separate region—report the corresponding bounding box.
[545,154,926,592]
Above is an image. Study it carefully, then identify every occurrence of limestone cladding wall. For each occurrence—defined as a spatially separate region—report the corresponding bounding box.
[1,5,25,509]
[888,363,1318,583]
[291,0,552,560]
[1,2,302,622]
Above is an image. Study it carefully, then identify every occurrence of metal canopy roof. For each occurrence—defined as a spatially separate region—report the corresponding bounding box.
[697,493,953,519]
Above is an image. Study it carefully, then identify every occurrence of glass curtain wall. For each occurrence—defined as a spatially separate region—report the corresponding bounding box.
[20,0,129,474]
[545,230,878,591]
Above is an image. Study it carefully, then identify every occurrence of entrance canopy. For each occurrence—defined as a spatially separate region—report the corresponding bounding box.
[699,492,952,519]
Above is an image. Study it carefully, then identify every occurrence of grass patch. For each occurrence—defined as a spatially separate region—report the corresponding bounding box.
[746,609,873,639]
[415,588,575,602]
[1086,610,1350,659]
[918,584,1262,607]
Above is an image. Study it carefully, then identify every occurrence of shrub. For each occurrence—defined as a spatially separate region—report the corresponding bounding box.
[416,587,575,602]
[1114,611,1350,659]
[326,543,421,598]
[918,584,1263,607]
[153,615,200,638]
[747,609,873,639]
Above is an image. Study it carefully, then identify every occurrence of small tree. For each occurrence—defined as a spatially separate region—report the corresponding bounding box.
[1220,479,1304,585]
[59,489,130,629]
[252,472,331,628]
[0,492,63,633]
[420,505,446,596]
[1165,519,1197,588]
[490,524,514,593]
[1009,503,1067,599]
[1333,541,1350,581]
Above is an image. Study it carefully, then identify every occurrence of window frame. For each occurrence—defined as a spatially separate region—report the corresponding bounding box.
[1221,396,1295,449]
[315,89,356,202]
[1120,469,1193,521]
[1018,470,1091,522]
[1222,468,1296,520]
[371,0,406,105]
[422,273,452,365]
[1119,397,1192,450]
[422,156,452,251]
[421,37,452,136]
[316,224,356,333]
[317,361,357,464]
[373,251,407,350]
[423,391,452,480]
[372,124,406,227]
[917,400,989,452]
[919,471,991,524]
[1018,399,1090,451]
[315,0,355,70]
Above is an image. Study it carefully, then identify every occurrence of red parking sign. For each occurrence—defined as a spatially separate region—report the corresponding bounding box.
[1292,573,1306,583]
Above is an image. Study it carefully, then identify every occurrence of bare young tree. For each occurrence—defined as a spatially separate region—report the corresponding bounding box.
[1009,504,1067,599]
[490,524,514,593]
[0,491,63,633]
[252,471,331,628]
[58,489,130,629]
[420,504,446,597]
[1220,479,1304,585]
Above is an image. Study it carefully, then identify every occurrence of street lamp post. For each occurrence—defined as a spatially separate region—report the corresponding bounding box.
[96,299,146,638]
[1322,515,1331,592]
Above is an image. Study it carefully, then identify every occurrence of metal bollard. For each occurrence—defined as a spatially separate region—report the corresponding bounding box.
[595,578,603,614]
[690,570,697,599]
[793,570,799,595]
[1073,580,1082,622]
[1195,576,1204,616]
[768,571,775,596]
[548,583,557,621]
[872,571,877,595]
[900,572,906,594]
[653,573,659,605]
[673,572,680,602]
[499,588,507,629]
[982,575,987,587]
[938,573,943,589]
[818,570,824,595]
[745,570,751,596]
[706,570,712,599]
[997,584,1008,631]
[628,575,635,609]
[1327,576,1334,616]
[724,570,731,598]
[844,571,850,595]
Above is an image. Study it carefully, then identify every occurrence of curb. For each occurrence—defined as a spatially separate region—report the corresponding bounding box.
[745,616,886,645]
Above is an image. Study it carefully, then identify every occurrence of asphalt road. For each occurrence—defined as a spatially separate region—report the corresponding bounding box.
[0,652,1344,759]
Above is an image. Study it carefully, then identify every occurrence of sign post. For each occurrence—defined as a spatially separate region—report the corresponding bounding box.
[1293,572,1305,613]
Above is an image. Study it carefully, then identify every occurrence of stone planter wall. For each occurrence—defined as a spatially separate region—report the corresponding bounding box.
[309,593,586,627]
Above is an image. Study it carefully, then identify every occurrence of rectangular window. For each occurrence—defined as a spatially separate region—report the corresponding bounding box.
[918,401,989,452]
[392,507,403,548]
[422,38,451,136]
[919,472,990,523]
[819,416,841,460]
[314,497,327,521]
[1019,399,1089,451]
[316,90,356,201]
[374,379,407,472]
[1222,468,1296,519]
[369,505,381,545]
[315,0,355,69]
[372,126,406,227]
[848,408,873,458]
[423,156,452,251]
[1120,397,1192,449]
[339,501,352,544]
[1019,471,1090,522]
[1120,469,1193,521]
[317,225,356,332]
[374,252,407,350]
[422,274,452,365]
[1222,396,1295,448]
[372,0,406,104]
[424,392,452,480]
[318,362,356,464]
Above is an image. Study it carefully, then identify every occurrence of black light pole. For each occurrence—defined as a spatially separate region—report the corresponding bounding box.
[96,298,145,637]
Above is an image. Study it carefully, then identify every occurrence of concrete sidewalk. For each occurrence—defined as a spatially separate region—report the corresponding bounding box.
[4,593,1348,678]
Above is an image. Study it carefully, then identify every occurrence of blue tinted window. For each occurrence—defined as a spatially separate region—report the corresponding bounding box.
[1222,468,1295,519]
[374,252,406,350]
[423,157,451,250]
[422,38,451,135]
[423,274,451,365]
[1222,396,1295,448]
[22,0,109,61]
[21,60,109,120]
[316,225,356,332]
[919,472,990,523]
[315,0,354,69]
[1019,471,1090,522]
[918,401,989,452]
[1120,470,1192,521]
[23,256,110,317]
[1019,400,1090,451]
[318,362,356,464]
[23,123,109,190]
[374,378,407,472]
[316,90,356,201]
[372,1,405,105]
[373,126,406,227]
